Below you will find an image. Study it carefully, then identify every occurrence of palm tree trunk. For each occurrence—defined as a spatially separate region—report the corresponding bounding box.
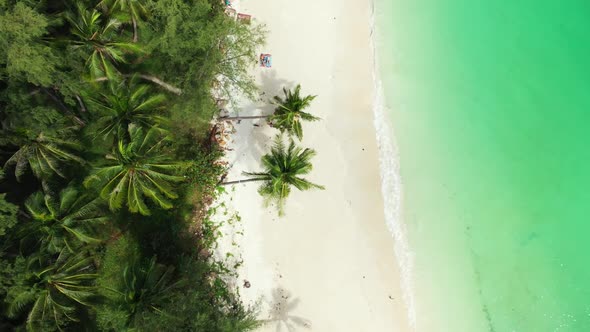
[43,88,85,126]
[219,115,270,121]
[132,18,138,43]
[208,123,219,151]
[75,95,87,113]
[93,75,182,95]
[138,75,181,94]
[220,178,263,186]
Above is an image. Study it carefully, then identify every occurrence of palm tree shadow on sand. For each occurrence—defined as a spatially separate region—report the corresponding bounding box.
[259,70,294,99]
[262,287,312,332]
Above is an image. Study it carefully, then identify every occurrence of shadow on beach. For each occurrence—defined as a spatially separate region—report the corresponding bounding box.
[239,119,272,162]
[225,70,297,167]
[259,69,294,101]
[263,287,311,332]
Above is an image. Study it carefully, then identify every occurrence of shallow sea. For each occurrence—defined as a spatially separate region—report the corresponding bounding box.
[374,1,590,331]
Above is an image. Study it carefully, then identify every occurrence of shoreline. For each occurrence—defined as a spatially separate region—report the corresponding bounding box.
[215,0,412,330]
[369,0,416,327]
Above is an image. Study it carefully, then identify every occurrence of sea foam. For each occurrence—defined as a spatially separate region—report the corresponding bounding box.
[369,0,416,328]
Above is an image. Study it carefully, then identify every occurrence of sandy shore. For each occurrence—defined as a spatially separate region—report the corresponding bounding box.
[214,0,411,330]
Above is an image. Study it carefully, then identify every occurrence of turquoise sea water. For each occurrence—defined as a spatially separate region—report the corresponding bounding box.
[375,1,590,331]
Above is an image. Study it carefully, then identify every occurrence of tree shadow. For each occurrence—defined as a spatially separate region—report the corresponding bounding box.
[224,70,296,167]
[259,69,294,101]
[263,287,311,332]
[222,70,299,178]
[233,120,272,166]
[257,70,298,117]
[224,70,294,118]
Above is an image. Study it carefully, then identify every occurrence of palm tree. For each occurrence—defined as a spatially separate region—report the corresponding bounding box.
[223,135,323,215]
[86,76,167,142]
[20,187,107,254]
[84,126,186,215]
[103,256,185,328]
[6,250,98,331]
[3,131,84,182]
[270,84,319,141]
[67,4,142,79]
[97,0,148,42]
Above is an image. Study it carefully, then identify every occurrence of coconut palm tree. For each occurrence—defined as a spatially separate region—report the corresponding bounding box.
[102,256,185,328]
[67,4,142,79]
[84,126,186,215]
[2,131,84,182]
[19,187,107,254]
[223,135,323,215]
[270,84,319,141]
[6,250,97,331]
[86,76,167,142]
[97,0,148,42]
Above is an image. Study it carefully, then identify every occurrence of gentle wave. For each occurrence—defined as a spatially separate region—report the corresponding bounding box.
[369,0,416,328]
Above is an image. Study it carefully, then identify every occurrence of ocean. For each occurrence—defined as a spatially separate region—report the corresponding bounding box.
[373,0,590,331]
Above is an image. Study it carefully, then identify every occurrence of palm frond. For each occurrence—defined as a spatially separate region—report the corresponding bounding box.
[85,127,184,215]
[270,84,319,140]
[244,135,323,216]
[7,289,38,318]
[21,186,108,253]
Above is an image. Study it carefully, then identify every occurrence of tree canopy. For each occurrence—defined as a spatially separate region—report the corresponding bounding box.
[0,0,263,330]
[244,135,324,215]
[84,126,186,215]
[270,84,319,141]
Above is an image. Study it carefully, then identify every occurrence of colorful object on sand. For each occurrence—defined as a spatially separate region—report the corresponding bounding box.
[260,54,272,68]
[224,0,231,6]
[237,13,252,24]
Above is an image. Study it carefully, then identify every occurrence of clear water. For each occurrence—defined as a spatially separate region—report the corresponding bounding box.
[375,1,590,331]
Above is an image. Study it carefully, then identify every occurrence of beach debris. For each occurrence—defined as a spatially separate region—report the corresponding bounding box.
[237,13,252,24]
[211,120,236,150]
[388,295,394,300]
[224,7,237,19]
[243,280,251,288]
[215,98,228,110]
[260,53,272,68]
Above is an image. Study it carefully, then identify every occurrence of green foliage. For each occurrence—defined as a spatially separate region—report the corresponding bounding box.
[0,189,18,237]
[145,0,265,102]
[0,100,84,182]
[20,186,107,253]
[0,0,266,329]
[142,256,260,332]
[98,0,149,42]
[5,250,97,331]
[3,130,84,182]
[67,3,142,79]
[245,135,324,215]
[84,126,186,215]
[99,255,186,329]
[86,75,168,142]
[270,84,319,141]
[0,2,58,86]
[186,147,225,193]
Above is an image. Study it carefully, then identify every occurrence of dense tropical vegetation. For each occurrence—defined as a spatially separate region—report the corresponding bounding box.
[0,0,266,330]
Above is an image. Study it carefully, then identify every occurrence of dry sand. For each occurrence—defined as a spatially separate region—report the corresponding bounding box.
[214,0,412,330]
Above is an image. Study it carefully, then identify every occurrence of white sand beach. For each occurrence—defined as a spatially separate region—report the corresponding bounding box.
[215,0,411,330]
